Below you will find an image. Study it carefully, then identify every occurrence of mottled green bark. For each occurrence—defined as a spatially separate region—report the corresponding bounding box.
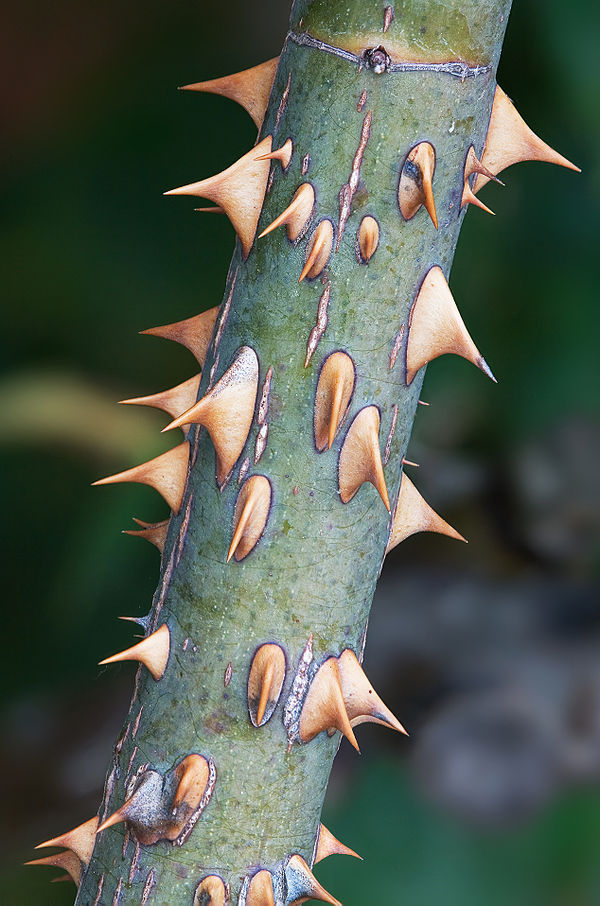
[77,1,512,902]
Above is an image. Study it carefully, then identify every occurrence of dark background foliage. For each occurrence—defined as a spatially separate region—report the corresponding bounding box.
[1,0,598,903]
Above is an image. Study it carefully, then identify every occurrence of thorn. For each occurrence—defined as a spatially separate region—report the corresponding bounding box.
[299,219,333,282]
[97,756,213,846]
[96,804,132,837]
[119,374,201,423]
[461,147,498,214]
[464,145,504,186]
[35,817,98,865]
[315,823,362,864]
[258,182,315,241]
[418,399,429,406]
[171,753,211,812]
[96,769,164,840]
[314,351,356,452]
[461,182,495,215]
[398,141,438,229]
[141,307,218,367]
[337,649,408,735]
[194,205,224,213]
[123,517,169,553]
[98,624,170,681]
[285,854,342,906]
[299,656,360,751]
[163,347,258,486]
[247,869,275,906]
[118,614,150,630]
[96,805,130,836]
[402,458,419,468]
[299,647,406,751]
[26,851,82,886]
[256,137,293,170]
[179,57,278,129]
[92,441,189,514]
[405,266,495,385]
[227,474,272,562]
[387,472,467,551]
[338,406,391,511]
[164,135,273,258]
[357,215,379,262]
[248,643,286,727]
[256,660,275,726]
[474,85,580,193]
[477,355,497,383]
[193,875,228,906]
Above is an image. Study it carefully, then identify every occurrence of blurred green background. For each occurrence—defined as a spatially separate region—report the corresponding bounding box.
[2,0,599,903]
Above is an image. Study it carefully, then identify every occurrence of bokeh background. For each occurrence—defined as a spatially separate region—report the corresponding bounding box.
[2,0,599,903]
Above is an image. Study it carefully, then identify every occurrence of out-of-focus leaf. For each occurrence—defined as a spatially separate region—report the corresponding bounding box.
[0,369,167,461]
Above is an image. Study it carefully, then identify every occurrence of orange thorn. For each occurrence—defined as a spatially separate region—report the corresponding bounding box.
[314,351,356,452]
[464,145,504,187]
[338,406,391,511]
[398,142,438,229]
[179,58,278,129]
[248,643,286,727]
[328,376,346,451]
[26,851,82,886]
[247,869,275,906]
[315,823,362,864]
[92,442,189,514]
[35,816,98,866]
[164,136,273,259]
[357,215,379,262]
[227,475,272,562]
[405,266,496,385]
[119,374,201,423]
[258,183,315,241]
[256,659,275,727]
[162,347,258,486]
[474,85,580,193]
[96,805,129,836]
[256,137,293,170]
[299,657,360,751]
[193,875,228,906]
[285,854,342,906]
[123,517,169,553]
[299,219,333,282]
[387,472,467,551]
[461,182,495,215]
[193,875,228,905]
[171,753,211,812]
[338,649,408,736]
[98,623,170,681]
[140,307,218,367]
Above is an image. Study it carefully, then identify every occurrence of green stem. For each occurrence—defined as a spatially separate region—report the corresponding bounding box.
[77,1,512,902]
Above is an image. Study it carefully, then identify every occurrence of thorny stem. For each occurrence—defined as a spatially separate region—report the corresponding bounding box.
[76,0,513,902]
